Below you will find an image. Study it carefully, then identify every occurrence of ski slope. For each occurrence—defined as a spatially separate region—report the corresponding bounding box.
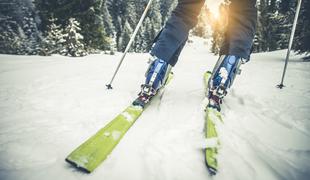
[0,37,309,180]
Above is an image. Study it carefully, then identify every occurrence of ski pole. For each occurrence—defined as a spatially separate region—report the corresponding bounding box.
[277,0,302,89]
[106,0,154,89]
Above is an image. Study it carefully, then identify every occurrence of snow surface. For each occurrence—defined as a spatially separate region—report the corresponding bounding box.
[0,37,310,180]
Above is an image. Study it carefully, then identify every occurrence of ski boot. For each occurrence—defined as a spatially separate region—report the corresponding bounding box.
[133,57,172,107]
[208,55,244,111]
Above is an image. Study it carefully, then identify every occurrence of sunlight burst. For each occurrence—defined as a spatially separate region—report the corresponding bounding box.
[205,0,225,19]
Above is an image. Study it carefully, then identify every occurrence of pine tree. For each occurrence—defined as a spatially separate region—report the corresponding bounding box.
[294,0,310,56]
[145,0,162,50]
[160,0,177,25]
[0,0,40,55]
[121,0,136,51]
[19,7,40,55]
[255,0,293,52]
[40,16,65,55]
[118,20,133,51]
[106,0,124,49]
[79,0,112,51]
[256,0,275,51]
[133,0,162,52]
[31,0,194,54]
[0,19,23,54]
[35,0,113,52]
[62,18,86,57]
[105,0,179,53]
[107,0,136,52]
[132,24,146,52]
[34,0,58,32]
[100,0,115,37]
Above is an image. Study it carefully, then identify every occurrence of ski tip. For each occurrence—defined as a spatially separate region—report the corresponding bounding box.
[204,160,217,176]
[65,158,92,174]
[207,166,217,176]
[203,148,218,176]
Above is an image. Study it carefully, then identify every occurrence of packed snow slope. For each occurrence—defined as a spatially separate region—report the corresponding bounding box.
[0,37,310,180]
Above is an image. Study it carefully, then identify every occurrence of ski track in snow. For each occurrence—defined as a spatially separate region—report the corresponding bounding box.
[0,37,310,180]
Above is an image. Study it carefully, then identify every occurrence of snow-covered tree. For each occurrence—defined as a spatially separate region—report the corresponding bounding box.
[109,32,117,54]
[35,0,113,52]
[40,16,65,55]
[0,0,40,55]
[254,0,297,53]
[118,20,133,51]
[144,0,162,50]
[62,18,86,57]
[106,0,124,49]
[0,19,23,54]
[132,0,162,52]
[293,0,310,56]
[19,7,40,55]
[100,0,115,37]
[160,0,177,25]
[108,0,137,51]
[79,0,113,51]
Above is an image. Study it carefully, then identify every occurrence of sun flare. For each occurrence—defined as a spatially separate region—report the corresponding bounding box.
[205,0,225,19]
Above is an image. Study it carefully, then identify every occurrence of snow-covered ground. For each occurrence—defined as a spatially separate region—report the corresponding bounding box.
[0,37,309,180]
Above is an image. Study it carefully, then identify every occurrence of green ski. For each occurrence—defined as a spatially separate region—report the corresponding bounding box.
[66,73,173,173]
[204,71,223,175]
[66,105,144,173]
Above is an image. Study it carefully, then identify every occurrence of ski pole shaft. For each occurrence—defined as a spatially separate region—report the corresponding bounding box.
[106,0,154,89]
[278,0,302,89]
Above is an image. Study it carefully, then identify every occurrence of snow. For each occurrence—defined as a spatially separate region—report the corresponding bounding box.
[0,37,310,180]
[122,112,134,122]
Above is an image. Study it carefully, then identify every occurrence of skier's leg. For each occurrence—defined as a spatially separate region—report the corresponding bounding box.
[151,0,205,66]
[134,0,205,106]
[220,0,257,60]
[209,0,257,111]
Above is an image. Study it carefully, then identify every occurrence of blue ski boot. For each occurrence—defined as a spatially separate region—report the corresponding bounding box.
[208,55,244,111]
[133,57,172,107]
